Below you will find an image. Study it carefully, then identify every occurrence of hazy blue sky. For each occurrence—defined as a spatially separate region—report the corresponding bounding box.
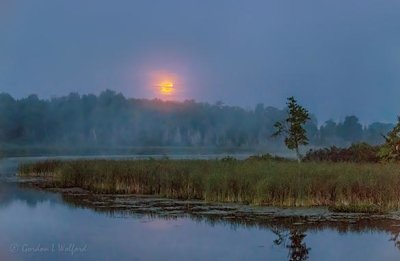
[1,0,399,123]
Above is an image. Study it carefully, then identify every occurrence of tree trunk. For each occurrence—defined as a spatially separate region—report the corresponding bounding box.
[295,147,301,163]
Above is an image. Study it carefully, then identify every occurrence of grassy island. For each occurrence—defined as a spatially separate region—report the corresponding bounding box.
[19,157,400,212]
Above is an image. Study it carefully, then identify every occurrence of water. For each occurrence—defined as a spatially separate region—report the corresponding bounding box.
[1,157,400,261]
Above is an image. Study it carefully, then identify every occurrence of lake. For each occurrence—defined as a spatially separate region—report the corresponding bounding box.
[1,157,400,261]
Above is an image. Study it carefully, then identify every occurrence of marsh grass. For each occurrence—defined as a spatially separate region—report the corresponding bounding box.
[19,159,400,212]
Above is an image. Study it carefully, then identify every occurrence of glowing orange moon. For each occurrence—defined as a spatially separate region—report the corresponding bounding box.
[158,81,175,95]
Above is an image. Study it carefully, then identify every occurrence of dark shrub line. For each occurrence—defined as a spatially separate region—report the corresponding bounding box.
[304,143,380,163]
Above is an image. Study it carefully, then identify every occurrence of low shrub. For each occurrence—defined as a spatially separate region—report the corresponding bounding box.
[304,143,380,163]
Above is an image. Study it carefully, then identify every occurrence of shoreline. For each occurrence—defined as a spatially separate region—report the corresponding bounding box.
[19,177,400,225]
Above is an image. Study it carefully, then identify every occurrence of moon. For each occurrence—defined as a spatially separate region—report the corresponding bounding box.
[158,81,175,95]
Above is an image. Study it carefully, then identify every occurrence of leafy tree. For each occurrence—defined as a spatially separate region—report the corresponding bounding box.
[273,97,310,162]
[0,93,21,140]
[319,119,338,145]
[304,115,318,144]
[379,117,400,162]
[338,115,363,143]
[365,122,394,145]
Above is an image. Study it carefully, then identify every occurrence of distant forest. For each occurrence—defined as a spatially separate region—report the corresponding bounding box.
[0,90,395,151]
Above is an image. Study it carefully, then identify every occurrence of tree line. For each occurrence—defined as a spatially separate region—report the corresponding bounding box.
[0,90,395,149]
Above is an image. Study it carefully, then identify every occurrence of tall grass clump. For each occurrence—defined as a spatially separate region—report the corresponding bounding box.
[19,158,400,212]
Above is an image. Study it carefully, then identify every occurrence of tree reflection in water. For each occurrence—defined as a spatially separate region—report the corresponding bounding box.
[390,230,400,250]
[272,228,310,261]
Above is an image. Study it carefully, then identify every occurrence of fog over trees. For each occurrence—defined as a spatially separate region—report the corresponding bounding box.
[0,90,395,151]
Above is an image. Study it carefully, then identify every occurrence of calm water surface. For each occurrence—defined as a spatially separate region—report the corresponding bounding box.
[1,157,400,261]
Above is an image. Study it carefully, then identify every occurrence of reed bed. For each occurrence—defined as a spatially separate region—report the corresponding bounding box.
[19,159,400,212]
